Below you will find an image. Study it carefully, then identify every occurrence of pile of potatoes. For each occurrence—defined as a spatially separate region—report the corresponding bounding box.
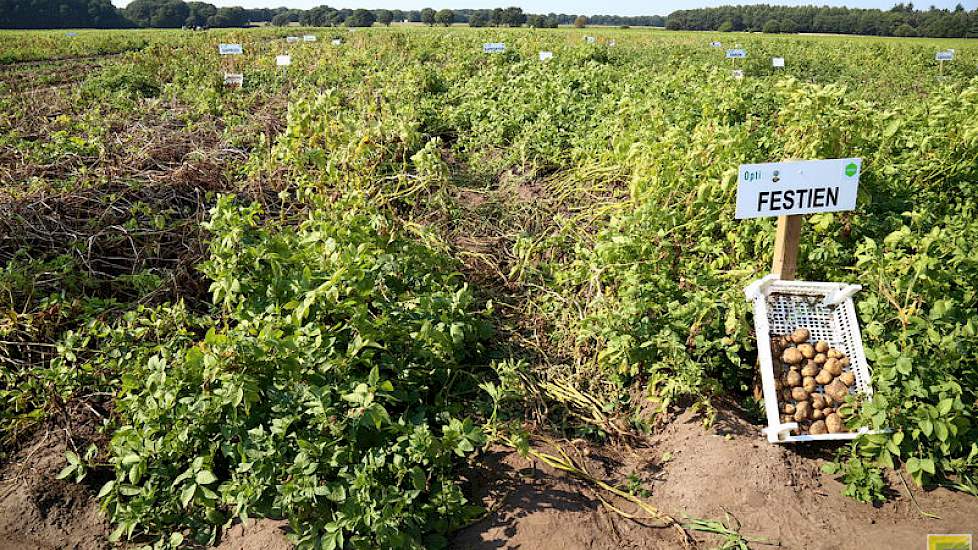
[773,328,856,435]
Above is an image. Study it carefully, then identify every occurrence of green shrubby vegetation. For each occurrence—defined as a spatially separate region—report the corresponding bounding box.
[2,26,977,546]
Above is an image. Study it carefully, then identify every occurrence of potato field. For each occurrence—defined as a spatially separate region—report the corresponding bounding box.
[1,26,977,549]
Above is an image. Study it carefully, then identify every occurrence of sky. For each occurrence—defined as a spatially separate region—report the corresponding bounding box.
[110,0,978,17]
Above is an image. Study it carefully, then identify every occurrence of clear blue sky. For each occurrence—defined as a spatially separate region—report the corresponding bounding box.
[111,0,978,17]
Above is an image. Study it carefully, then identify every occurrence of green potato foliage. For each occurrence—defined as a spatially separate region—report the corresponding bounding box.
[74,196,491,547]
[3,28,978,535]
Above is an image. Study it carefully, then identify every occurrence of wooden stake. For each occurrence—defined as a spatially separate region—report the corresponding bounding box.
[771,214,802,280]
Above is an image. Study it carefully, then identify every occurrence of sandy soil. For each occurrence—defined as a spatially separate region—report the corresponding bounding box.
[452,408,978,549]
[2,407,975,549]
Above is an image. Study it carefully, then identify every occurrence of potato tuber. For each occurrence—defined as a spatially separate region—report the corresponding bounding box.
[840,371,856,387]
[786,370,802,387]
[783,348,803,365]
[791,328,811,344]
[815,369,833,385]
[794,401,812,422]
[801,361,819,377]
[798,343,815,359]
[811,393,826,410]
[825,413,845,433]
[824,358,843,376]
[810,420,828,435]
[791,386,810,402]
[825,379,849,402]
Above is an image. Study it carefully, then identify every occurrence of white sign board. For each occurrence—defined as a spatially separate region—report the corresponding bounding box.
[483,42,505,53]
[303,35,317,42]
[936,50,954,61]
[276,55,291,66]
[585,36,596,44]
[710,41,722,48]
[539,51,553,61]
[219,44,243,55]
[223,73,244,87]
[608,40,616,47]
[772,57,785,67]
[726,49,746,59]
[331,38,342,46]
[66,32,78,37]
[286,36,299,43]
[735,158,862,219]
[732,69,744,79]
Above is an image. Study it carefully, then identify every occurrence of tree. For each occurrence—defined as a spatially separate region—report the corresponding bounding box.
[375,9,393,26]
[893,23,918,36]
[124,0,161,27]
[185,2,216,27]
[488,8,502,26]
[526,14,544,27]
[543,14,559,28]
[468,11,489,27]
[762,19,780,33]
[1,0,130,28]
[718,20,733,32]
[780,18,798,33]
[270,12,289,26]
[502,6,525,26]
[301,5,340,26]
[574,15,587,28]
[434,9,453,26]
[420,7,435,26]
[208,6,248,27]
[345,8,375,27]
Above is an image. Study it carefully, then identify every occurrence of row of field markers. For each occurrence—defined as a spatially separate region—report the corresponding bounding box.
[218,37,341,55]
[215,39,959,85]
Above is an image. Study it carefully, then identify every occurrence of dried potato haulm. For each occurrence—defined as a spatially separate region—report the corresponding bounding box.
[772,328,860,436]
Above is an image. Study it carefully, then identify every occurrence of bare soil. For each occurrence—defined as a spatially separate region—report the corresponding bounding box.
[452,408,978,549]
[0,430,111,550]
[3,405,974,549]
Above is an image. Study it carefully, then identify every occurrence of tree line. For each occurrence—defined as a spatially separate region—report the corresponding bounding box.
[2,0,975,36]
[277,7,662,29]
[0,0,287,29]
[665,3,978,38]
[0,0,667,30]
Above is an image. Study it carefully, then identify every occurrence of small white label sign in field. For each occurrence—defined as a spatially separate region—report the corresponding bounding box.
[608,40,616,47]
[732,69,744,79]
[286,36,299,43]
[710,41,722,48]
[539,51,553,61]
[223,73,244,87]
[276,55,291,66]
[585,36,596,44]
[735,158,862,219]
[219,44,243,55]
[726,49,746,59]
[66,32,78,37]
[483,42,505,53]
[331,38,342,46]
[303,35,317,42]
[936,50,954,61]
[772,57,785,67]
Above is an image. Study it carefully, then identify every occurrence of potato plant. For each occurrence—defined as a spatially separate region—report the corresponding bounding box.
[1,26,977,547]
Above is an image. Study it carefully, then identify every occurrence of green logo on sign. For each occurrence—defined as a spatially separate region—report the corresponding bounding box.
[845,163,858,177]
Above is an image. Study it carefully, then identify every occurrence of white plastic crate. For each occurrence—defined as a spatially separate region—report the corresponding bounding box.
[745,275,876,443]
